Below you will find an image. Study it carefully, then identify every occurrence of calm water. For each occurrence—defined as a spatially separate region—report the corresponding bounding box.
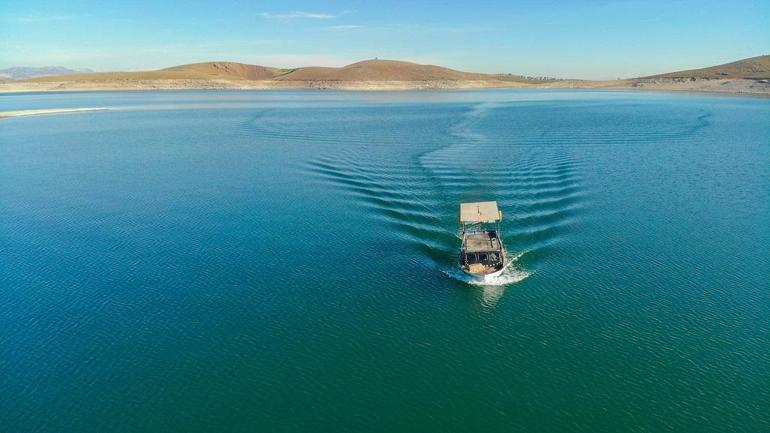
[1,90,769,433]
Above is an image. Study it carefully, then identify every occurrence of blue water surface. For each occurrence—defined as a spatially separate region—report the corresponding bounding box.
[1,90,768,433]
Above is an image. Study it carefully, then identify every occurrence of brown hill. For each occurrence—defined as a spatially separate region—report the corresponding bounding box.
[645,55,770,79]
[275,59,493,81]
[161,62,287,80]
[27,62,287,82]
[21,55,770,85]
[25,59,520,83]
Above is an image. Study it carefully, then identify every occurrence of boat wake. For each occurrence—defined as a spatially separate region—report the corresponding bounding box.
[262,101,584,303]
[442,252,532,287]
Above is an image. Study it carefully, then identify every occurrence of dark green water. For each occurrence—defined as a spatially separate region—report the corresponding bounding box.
[1,90,768,432]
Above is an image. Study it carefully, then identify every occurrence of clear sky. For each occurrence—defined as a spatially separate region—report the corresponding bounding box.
[2,0,769,79]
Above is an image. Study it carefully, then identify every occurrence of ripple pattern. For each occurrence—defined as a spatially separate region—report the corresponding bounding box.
[245,100,717,288]
[279,102,587,288]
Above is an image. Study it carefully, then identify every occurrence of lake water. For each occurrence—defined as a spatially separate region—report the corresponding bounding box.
[1,90,768,433]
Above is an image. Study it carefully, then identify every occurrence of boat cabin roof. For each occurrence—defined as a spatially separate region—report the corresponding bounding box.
[460,201,501,223]
[463,231,503,253]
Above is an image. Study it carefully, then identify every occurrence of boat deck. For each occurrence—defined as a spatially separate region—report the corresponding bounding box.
[463,231,502,253]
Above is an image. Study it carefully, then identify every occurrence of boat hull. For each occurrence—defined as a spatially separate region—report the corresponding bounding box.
[461,260,508,282]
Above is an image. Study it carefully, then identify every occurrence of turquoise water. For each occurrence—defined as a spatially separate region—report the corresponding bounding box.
[1,90,768,432]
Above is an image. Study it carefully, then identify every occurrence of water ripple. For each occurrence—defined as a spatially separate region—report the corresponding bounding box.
[293,101,591,291]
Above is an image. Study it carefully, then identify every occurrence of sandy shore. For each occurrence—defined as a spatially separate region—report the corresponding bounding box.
[0,107,107,119]
[0,78,767,97]
[537,78,770,96]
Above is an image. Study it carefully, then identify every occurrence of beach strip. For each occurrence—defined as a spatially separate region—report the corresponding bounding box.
[0,107,107,119]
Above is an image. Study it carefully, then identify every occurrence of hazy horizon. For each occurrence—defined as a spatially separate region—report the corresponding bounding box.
[2,0,769,79]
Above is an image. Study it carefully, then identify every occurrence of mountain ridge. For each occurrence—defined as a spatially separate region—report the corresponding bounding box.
[22,59,540,83]
[20,56,770,83]
[4,56,769,96]
[0,66,93,81]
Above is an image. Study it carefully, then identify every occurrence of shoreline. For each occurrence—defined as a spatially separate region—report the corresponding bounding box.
[0,107,107,119]
[0,79,768,99]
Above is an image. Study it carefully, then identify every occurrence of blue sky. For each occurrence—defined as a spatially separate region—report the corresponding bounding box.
[2,0,769,78]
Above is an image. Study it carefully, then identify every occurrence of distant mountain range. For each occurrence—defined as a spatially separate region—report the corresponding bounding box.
[2,56,768,95]
[0,66,93,81]
[21,59,543,84]
[13,55,770,83]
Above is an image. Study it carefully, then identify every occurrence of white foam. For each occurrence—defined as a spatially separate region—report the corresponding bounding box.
[442,251,532,287]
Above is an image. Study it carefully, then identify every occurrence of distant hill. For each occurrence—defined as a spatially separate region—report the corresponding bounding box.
[8,56,768,95]
[28,62,289,82]
[645,55,770,79]
[25,59,534,83]
[274,59,494,81]
[0,66,93,80]
[161,62,289,80]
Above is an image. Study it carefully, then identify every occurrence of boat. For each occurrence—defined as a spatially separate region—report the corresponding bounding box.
[459,201,508,280]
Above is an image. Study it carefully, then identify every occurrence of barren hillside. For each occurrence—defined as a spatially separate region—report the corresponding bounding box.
[645,55,770,79]
[28,62,286,82]
[274,59,494,81]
